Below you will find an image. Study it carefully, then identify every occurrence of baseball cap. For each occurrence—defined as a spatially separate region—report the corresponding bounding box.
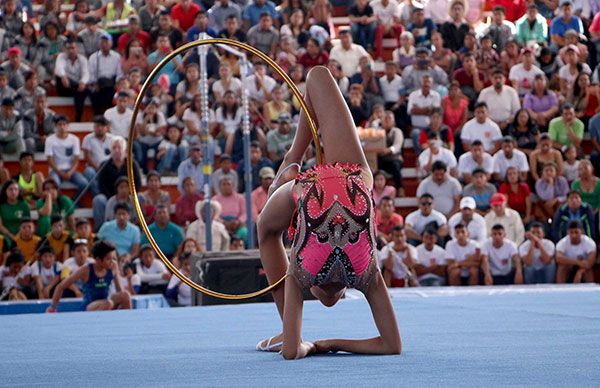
[278,112,292,123]
[259,167,275,179]
[7,47,21,56]
[100,32,112,42]
[460,197,476,210]
[490,193,507,207]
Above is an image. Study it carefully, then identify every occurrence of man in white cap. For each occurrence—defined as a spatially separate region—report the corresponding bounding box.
[251,166,274,221]
[448,196,488,244]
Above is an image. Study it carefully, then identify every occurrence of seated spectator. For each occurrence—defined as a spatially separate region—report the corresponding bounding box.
[439,0,469,53]
[236,141,273,192]
[477,69,521,131]
[177,141,208,195]
[535,162,569,220]
[418,133,457,178]
[461,102,502,154]
[242,0,279,31]
[405,193,449,244]
[141,205,184,260]
[498,167,533,225]
[499,39,521,75]
[104,91,133,140]
[36,178,75,237]
[484,193,525,245]
[307,0,332,34]
[0,251,31,300]
[133,99,167,173]
[215,91,243,144]
[22,92,56,153]
[571,160,600,211]
[401,47,448,95]
[14,21,40,72]
[88,33,123,115]
[416,161,461,216]
[463,168,497,215]
[122,40,148,76]
[13,218,41,262]
[588,113,600,174]
[156,124,188,175]
[0,156,8,186]
[506,109,539,156]
[54,39,89,122]
[379,225,419,288]
[151,10,184,50]
[0,69,16,101]
[77,16,106,58]
[15,151,44,208]
[562,145,580,184]
[166,252,192,306]
[0,97,24,156]
[372,170,396,207]
[529,134,564,181]
[175,177,203,227]
[348,0,377,51]
[247,12,279,58]
[346,84,370,126]
[349,56,383,105]
[81,116,113,197]
[138,171,172,225]
[407,6,435,48]
[45,216,73,263]
[212,64,242,105]
[15,71,45,114]
[392,31,415,71]
[556,220,596,284]
[214,176,248,245]
[419,107,454,153]
[451,53,485,106]
[409,75,441,151]
[170,0,201,32]
[242,62,276,105]
[44,115,89,199]
[1,47,29,90]
[376,111,404,193]
[329,30,371,77]
[266,113,295,169]
[457,140,493,184]
[134,244,171,295]
[97,203,141,262]
[482,5,516,52]
[481,224,522,285]
[211,154,238,195]
[515,3,548,46]
[0,179,31,241]
[448,197,488,244]
[415,228,448,286]
[105,177,138,225]
[187,199,230,252]
[523,74,559,129]
[431,31,455,75]
[74,219,97,254]
[376,196,404,246]
[509,47,544,98]
[263,86,290,127]
[251,167,273,221]
[118,15,151,55]
[230,236,245,251]
[558,44,590,96]
[445,223,482,286]
[208,0,242,33]
[568,73,597,124]
[62,239,94,288]
[31,245,62,299]
[218,14,246,42]
[552,190,595,241]
[548,103,584,150]
[172,238,202,268]
[149,33,184,89]
[492,136,530,182]
[475,35,500,80]
[519,222,556,284]
[379,62,402,114]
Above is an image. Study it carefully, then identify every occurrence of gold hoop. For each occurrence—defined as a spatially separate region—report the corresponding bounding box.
[128,38,321,300]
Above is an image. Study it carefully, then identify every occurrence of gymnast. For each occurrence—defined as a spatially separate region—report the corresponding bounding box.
[256,66,401,360]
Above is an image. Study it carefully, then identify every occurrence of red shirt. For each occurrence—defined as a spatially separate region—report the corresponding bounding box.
[498,183,531,216]
[452,68,485,88]
[376,211,404,236]
[590,13,600,35]
[117,30,152,54]
[171,2,201,32]
[299,51,330,70]
[491,0,526,22]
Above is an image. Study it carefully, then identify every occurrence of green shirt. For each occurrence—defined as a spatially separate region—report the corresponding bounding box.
[140,221,184,258]
[0,201,31,237]
[35,195,74,237]
[548,117,584,147]
[571,179,600,209]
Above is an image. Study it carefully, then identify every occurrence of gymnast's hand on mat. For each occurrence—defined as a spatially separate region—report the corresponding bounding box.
[313,339,339,354]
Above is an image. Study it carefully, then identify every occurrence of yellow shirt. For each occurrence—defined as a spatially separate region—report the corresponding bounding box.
[14,235,42,262]
[46,231,72,262]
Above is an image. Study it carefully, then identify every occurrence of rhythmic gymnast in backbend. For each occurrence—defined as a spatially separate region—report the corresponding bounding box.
[256,66,401,360]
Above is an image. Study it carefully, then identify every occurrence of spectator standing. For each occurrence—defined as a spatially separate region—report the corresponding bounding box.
[519,222,556,284]
[484,193,525,245]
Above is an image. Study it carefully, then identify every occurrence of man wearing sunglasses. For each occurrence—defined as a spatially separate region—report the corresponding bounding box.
[405,193,449,245]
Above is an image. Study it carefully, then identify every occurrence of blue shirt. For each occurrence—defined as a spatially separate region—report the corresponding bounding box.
[549,15,583,38]
[82,263,113,307]
[186,26,218,42]
[141,222,184,258]
[242,1,279,27]
[97,220,141,256]
[148,51,183,85]
[236,157,273,192]
[407,19,437,47]
[177,158,205,194]
[589,113,600,143]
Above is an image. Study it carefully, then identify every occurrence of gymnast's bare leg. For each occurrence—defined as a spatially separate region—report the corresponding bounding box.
[256,66,401,359]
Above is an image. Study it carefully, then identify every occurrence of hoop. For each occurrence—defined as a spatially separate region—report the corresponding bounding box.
[128,38,322,300]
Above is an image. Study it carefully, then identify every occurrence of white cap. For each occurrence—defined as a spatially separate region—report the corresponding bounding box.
[460,196,476,210]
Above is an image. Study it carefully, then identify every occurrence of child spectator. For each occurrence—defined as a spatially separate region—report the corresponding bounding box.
[186,200,230,252]
[0,250,32,300]
[62,239,94,296]
[46,216,73,263]
[138,171,172,225]
[110,260,141,297]
[376,196,404,246]
[31,245,62,299]
[462,167,497,215]
[481,224,522,285]
[74,219,97,254]
[562,146,580,184]
[229,237,245,251]
[0,179,31,241]
[556,220,597,284]
[415,228,448,286]
[156,124,189,175]
[476,35,500,80]
[445,223,482,286]
[13,218,40,263]
[36,179,75,237]
[134,244,171,295]
[519,222,556,284]
[172,239,202,268]
[372,170,396,207]
[166,252,192,306]
[379,226,419,288]
[15,152,44,208]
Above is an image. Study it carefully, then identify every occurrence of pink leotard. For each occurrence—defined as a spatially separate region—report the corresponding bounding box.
[287,163,379,292]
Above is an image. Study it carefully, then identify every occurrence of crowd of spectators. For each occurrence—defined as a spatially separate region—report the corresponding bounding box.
[1,0,600,306]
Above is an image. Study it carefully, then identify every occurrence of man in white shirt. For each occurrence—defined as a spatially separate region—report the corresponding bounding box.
[445,223,482,286]
[82,116,113,196]
[415,228,448,286]
[88,33,123,115]
[509,47,544,97]
[461,102,502,154]
[416,161,462,215]
[556,220,597,283]
[405,193,449,244]
[379,225,419,287]
[424,0,450,25]
[54,39,89,122]
[330,29,372,77]
[134,244,171,294]
[484,193,525,245]
[379,61,403,110]
[457,140,494,184]
[104,92,133,139]
[448,196,488,244]
[492,136,530,182]
[242,62,276,104]
[477,69,521,130]
[481,224,523,285]
[418,132,458,177]
[519,222,556,284]
[407,74,441,132]
[45,115,89,198]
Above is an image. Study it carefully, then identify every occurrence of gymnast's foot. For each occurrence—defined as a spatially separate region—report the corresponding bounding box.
[256,332,284,352]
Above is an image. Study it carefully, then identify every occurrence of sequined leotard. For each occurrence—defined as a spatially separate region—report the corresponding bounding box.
[287,163,379,292]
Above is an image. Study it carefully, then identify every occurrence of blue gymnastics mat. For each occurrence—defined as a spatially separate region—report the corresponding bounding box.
[2,285,600,387]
